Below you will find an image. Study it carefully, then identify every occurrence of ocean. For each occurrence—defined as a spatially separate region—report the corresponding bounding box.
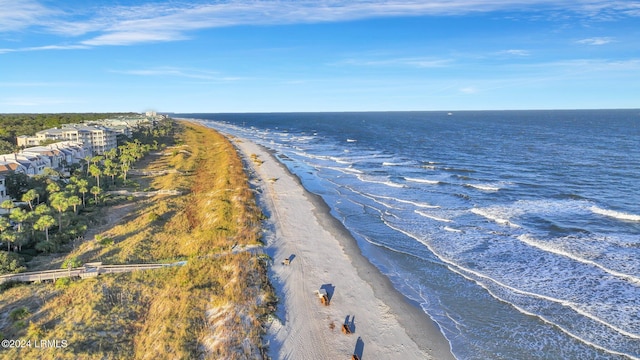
[177,110,640,360]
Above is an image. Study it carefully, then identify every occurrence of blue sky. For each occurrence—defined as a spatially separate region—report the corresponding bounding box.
[1,0,639,113]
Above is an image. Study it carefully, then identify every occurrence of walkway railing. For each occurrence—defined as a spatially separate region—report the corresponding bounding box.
[0,261,186,284]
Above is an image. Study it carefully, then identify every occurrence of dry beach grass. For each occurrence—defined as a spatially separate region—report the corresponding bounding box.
[0,121,274,359]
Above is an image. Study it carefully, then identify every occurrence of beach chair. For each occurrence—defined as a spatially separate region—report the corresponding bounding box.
[316,289,329,305]
[342,323,352,334]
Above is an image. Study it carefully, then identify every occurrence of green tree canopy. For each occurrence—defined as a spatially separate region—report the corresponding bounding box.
[33,215,56,243]
[0,251,26,275]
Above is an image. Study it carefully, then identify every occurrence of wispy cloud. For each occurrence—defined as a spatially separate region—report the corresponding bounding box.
[336,57,452,68]
[498,49,531,56]
[576,37,615,45]
[0,96,80,107]
[0,0,57,32]
[0,81,81,87]
[3,1,640,48]
[0,44,89,54]
[459,86,478,94]
[111,67,245,81]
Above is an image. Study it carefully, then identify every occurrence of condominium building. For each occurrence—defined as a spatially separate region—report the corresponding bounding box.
[0,174,7,202]
[17,125,117,155]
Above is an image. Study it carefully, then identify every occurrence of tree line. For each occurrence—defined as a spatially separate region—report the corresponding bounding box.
[0,119,176,275]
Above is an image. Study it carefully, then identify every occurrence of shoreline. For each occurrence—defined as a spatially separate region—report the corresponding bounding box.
[225,133,455,359]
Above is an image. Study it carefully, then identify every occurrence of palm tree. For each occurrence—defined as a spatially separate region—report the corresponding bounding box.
[12,231,27,252]
[9,208,28,232]
[90,186,102,204]
[83,155,92,176]
[0,200,14,214]
[91,155,104,166]
[34,215,56,243]
[1,230,17,252]
[0,217,11,250]
[68,196,82,214]
[103,158,118,185]
[74,178,89,208]
[23,210,37,244]
[120,160,131,181]
[89,164,102,188]
[49,193,70,231]
[34,204,52,216]
[21,189,38,211]
[46,182,61,194]
[105,148,118,161]
[65,183,77,194]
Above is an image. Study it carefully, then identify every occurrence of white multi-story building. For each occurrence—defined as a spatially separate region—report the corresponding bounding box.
[0,141,90,178]
[0,174,8,202]
[17,125,117,155]
[0,155,35,175]
[15,135,40,147]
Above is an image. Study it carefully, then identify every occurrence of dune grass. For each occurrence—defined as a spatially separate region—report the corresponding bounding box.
[0,121,275,359]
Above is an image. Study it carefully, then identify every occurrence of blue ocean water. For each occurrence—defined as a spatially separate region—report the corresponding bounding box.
[177,110,640,360]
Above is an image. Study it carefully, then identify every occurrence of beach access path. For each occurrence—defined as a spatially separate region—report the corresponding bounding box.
[228,135,455,360]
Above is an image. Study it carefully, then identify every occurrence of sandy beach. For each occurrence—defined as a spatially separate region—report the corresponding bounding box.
[227,134,455,360]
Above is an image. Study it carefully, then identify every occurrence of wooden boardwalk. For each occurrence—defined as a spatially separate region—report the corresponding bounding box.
[0,261,186,284]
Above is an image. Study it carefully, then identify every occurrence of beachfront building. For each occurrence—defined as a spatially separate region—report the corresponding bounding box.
[0,157,36,177]
[15,114,157,153]
[0,154,42,175]
[15,135,40,147]
[0,160,27,175]
[0,141,90,178]
[17,125,117,155]
[46,141,90,166]
[0,174,7,202]
[21,147,66,169]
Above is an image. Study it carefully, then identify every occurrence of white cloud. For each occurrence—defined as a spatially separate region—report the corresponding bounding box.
[0,96,79,107]
[3,1,640,47]
[576,37,615,45]
[0,0,57,32]
[337,57,452,68]
[0,44,89,54]
[459,86,478,94]
[82,31,187,46]
[111,67,244,81]
[499,49,531,56]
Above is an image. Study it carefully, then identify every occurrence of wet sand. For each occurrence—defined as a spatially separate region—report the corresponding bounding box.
[228,134,455,360]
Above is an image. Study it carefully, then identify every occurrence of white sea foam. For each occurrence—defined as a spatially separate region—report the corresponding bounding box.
[328,156,352,165]
[471,208,521,228]
[342,185,401,210]
[382,161,414,166]
[444,226,463,233]
[517,234,640,284]
[442,262,640,360]
[373,194,440,209]
[322,166,363,175]
[590,206,640,222]
[465,183,501,192]
[415,210,453,223]
[404,177,440,185]
[357,174,405,188]
[429,244,640,344]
